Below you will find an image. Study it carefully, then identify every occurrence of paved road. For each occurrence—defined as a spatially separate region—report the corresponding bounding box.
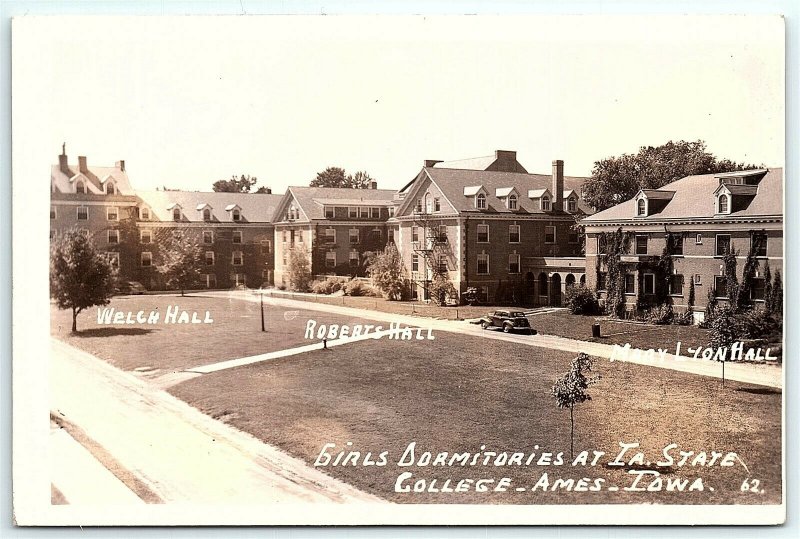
[50,338,384,505]
[204,290,782,389]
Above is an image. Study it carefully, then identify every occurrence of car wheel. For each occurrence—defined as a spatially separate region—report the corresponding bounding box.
[481,321,489,329]
[503,324,512,333]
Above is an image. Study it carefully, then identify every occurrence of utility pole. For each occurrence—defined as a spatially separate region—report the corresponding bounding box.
[260,291,266,332]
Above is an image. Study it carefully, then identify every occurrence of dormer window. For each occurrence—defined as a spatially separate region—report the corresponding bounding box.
[541,196,551,211]
[140,207,150,220]
[508,194,518,210]
[718,194,729,214]
[76,180,86,194]
[173,208,181,221]
[232,209,241,221]
[106,181,116,195]
[637,198,646,216]
[476,193,486,210]
[567,197,577,213]
[202,208,211,221]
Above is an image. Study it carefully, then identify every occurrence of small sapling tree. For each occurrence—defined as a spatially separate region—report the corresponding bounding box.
[552,353,599,460]
[50,228,117,332]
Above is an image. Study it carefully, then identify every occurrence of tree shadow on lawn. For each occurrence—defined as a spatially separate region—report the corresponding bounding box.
[735,387,781,395]
[72,327,155,338]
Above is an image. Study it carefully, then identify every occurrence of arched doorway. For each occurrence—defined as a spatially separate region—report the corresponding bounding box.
[565,273,576,289]
[580,274,586,286]
[525,272,535,306]
[538,272,549,306]
[551,273,562,307]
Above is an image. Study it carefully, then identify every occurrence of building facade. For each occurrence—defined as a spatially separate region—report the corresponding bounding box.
[392,151,591,305]
[581,168,783,319]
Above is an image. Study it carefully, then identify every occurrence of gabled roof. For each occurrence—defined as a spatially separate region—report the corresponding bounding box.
[136,190,283,223]
[528,188,551,199]
[196,203,213,210]
[411,167,591,215]
[276,186,396,221]
[563,189,577,199]
[638,189,675,200]
[434,155,498,171]
[716,184,759,196]
[51,162,134,195]
[583,168,782,223]
[463,185,486,196]
[495,187,519,198]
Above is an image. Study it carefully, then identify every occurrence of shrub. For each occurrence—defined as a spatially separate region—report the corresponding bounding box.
[462,287,479,306]
[564,285,599,315]
[674,309,693,326]
[428,274,458,306]
[311,276,348,295]
[646,303,674,325]
[343,279,374,297]
[735,308,782,340]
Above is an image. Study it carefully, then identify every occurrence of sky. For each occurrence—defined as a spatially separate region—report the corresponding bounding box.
[14,14,785,194]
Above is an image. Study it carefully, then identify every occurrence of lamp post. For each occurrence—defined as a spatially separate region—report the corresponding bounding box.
[260,290,266,332]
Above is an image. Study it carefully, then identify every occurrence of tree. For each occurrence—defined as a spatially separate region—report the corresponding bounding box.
[213,174,258,193]
[158,234,203,296]
[428,274,458,306]
[366,244,407,300]
[763,261,773,314]
[552,353,598,460]
[583,140,760,211]
[50,228,117,332]
[287,245,312,292]
[709,307,738,387]
[254,186,271,194]
[770,270,783,317]
[310,167,376,189]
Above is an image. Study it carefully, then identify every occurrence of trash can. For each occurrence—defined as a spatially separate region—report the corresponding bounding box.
[591,322,601,338]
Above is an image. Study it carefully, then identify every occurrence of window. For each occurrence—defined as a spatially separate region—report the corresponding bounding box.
[694,274,702,286]
[173,208,181,221]
[637,198,646,216]
[232,209,241,221]
[597,235,607,255]
[232,231,242,244]
[696,233,703,245]
[107,229,119,244]
[434,198,441,212]
[436,225,447,243]
[360,207,369,218]
[477,253,489,275]
[715,234,731,257]
[669,274,684,296]
[672,235,684,255]
[203,231,214,245]
[232,251,243,265]
[509,224,520,243]
[106,182,116,195]
[425,198,433,214]
[205,251,215,266]
[76,180,86,194]
[412,226,419,243]
[140,207,150,220]
[717,194,729,214]
[296,230,303,243]
[203,208,212,221]
[324,228,336,243]
[750,277,766,301]
[541,196,551,211]
[77,206,88,220]
[545,226,556,244]
[325,206,334,219]
[372,228,383,242]
[477,224,489,243]
[597,272,607,291]
[349,228,360,244]
[635,235,648,255]
[349,250,359,267]
[476,193,486,210]
[415,200,423,213]
[714,275,728,298]
[643,273,655,295]
[325,251,336,269]
[349,207,358,218]
[567,197,577,212]
[140,229,152,244]
[508,194,517,210]
[624,273,635,295]
[388,207,395,217]
[438,255,448,273]
[509,253,521,274]
[261,239,271,254]
[411,254,419,272]
[205,274,217,288]
[50,206,56,220]
[371,207,380,219]
[141,251,153,267]
[106,207,118,221]
[388,229,395,243]
[106,252,120,267]
[752,232,768,257]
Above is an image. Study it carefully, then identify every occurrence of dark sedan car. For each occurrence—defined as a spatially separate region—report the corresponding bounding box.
[115,281,146,295]
[479,310,535,334]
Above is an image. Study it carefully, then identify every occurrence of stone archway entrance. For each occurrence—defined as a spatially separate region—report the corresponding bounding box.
[525,272,535,306]
[565,273,576,289]
[551,273,562,307]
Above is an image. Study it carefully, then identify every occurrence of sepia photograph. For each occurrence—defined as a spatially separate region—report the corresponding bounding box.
[11,13,786,526]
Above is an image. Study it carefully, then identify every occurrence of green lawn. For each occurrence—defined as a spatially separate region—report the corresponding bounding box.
[50,294,380,372]
[169,332,782,505]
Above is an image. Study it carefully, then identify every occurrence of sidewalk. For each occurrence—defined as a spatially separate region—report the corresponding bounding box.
[50,338,384,504]
[207,290,782,389]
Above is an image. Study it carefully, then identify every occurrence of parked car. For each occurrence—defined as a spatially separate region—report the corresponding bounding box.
[479,310,535,334]
[115,281,146,295]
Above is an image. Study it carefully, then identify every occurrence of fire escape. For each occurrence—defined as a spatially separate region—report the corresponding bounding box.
[411,193,448,301]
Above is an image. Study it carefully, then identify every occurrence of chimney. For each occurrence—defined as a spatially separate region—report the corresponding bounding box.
[493,150,518,172]
[552,160,564,212]
[115,160,125,172]
[424,160,442,168]
[369,180,378,190]
[58,148,69,175]
[78,156,88,174]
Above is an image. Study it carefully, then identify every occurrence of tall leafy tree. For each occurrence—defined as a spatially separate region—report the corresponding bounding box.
[158,234,203,296]
[583,140,759,211]
[310,167,376,188]
[287,245,313,292]
[213,174,259,193]
[366,244,407,300]
[50,228,117,332]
